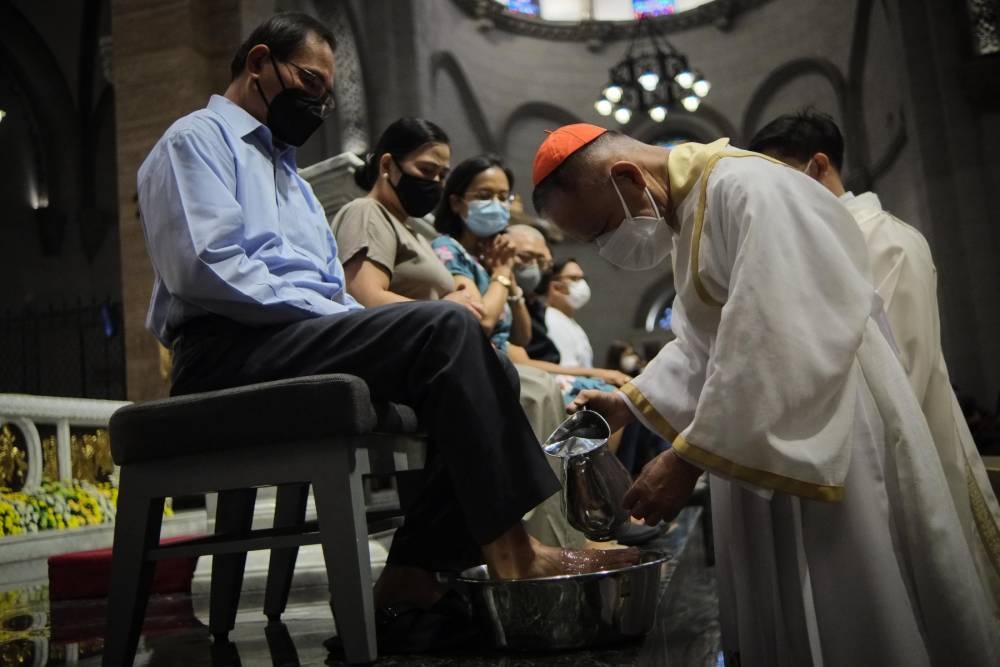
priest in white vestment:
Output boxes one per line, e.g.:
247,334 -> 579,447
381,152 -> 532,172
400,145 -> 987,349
530,123 -> 1000,666
749,110 -> 1000,620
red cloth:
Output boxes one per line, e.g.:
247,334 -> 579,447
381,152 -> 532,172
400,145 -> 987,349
48,535 -> 199,601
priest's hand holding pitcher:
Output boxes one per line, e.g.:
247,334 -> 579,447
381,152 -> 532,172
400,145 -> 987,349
567,388 -> 636,432
569,389 -> 703,526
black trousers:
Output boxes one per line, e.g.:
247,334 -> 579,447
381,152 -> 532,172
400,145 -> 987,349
171,301 -> 560,571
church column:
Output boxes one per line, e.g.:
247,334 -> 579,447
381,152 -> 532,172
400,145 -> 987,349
110,0 -> 242,400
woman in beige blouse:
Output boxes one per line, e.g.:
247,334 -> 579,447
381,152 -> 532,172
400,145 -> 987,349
333,119 -> 590,551
331,118 -> 482,318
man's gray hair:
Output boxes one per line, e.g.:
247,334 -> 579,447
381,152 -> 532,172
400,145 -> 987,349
507,224 -> 545,242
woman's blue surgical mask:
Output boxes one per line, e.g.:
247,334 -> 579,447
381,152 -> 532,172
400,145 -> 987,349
464,199 -> 510,238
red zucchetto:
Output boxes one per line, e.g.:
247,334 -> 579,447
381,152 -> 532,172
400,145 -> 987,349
531,123 -> 608,186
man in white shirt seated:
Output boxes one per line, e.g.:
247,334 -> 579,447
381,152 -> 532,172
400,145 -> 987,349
542,258 -> 596,368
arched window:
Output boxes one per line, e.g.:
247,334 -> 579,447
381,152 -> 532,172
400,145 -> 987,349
494,0 -> 716,21
455,0 -> 737,40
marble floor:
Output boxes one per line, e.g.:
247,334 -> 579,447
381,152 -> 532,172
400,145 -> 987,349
0,508 -> 720,667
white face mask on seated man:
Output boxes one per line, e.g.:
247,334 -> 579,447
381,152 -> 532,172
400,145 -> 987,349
564,278 -> 591,311
619,352 -> 641,374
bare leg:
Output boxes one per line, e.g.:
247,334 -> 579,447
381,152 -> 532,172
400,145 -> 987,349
374,565 -> 444,609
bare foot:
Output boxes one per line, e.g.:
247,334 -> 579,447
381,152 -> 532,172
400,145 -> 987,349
585,538 -> 627,551
483,523 -> 640,580
525,542 -> 641,577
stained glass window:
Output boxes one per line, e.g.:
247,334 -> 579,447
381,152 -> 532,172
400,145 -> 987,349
504,0 -> 542,16
633,0 -> 676,17
657,305 -> 673,331
496,0 -> 710,20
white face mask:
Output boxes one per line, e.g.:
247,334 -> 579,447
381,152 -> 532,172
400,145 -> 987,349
620,353 -> 641,374
564,278 -> 591,310
597,177 -> 672,271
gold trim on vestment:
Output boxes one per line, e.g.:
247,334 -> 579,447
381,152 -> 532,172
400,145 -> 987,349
672,433 -> 845,502
688,150 -> 794,309
620,382 -> 679,442
691,152 -> 728,308
665,138 -> 732,205
968,463 -> 1000,579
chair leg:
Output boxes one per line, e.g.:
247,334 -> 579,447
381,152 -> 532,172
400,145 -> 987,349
102,469 -> 165,667
263,482 -> 310,621
312,447 -> 377,664
209,487 -> 257,641
265,620 -> 300,665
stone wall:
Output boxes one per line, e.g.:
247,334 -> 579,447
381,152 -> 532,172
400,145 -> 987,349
111,0 -> 242,401
0,1 -> 120,313
377,0 -> 935,378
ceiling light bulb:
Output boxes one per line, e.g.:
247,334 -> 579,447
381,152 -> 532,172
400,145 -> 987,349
638,71 -> 660,92
692,78 -> 711,98
613,107 -> 632,125
674,70 -> 695,89
681,94 -> 700,112
594,99 -> 614,116
603,85 -> 624,103
649,106 -> 668,122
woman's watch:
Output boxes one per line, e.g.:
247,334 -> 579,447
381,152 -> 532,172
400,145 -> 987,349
492,274 -> 513,290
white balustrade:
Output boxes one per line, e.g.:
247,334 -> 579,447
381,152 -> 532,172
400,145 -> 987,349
0,393 -> 129,493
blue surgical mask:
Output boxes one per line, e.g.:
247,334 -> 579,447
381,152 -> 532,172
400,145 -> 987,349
464,200 -> 510,238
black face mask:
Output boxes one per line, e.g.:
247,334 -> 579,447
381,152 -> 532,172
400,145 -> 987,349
255,57 -> 324,147
390,159 -> 443,217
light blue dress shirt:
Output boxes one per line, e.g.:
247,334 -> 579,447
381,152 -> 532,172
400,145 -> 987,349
137,94 -> 361,344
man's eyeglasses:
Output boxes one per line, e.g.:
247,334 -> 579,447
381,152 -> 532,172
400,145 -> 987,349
516,252 -> 552,271
284,61 -> 337,117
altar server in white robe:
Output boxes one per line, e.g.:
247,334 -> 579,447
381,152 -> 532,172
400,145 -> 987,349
749,109 -> 1000,617
530,123 -> 1000,667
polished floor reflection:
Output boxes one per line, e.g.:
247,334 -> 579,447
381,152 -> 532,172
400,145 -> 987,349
0,508 -> 719,666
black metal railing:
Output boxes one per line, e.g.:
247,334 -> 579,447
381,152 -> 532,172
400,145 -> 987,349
0,300 -> 125,399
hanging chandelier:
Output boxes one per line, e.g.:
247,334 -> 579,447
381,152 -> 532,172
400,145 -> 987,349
595,16 -> 711,125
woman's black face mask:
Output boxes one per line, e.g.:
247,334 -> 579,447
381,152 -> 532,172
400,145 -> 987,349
255,56 -> 324,147
390,158 -> 443,217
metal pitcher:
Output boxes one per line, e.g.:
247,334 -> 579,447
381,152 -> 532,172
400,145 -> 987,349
543,410 -> 632,541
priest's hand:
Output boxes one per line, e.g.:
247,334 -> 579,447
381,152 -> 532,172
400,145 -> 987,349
567,389 -> 636,433
623,450 -> 702,526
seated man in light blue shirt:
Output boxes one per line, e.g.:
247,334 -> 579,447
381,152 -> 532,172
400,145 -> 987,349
136,11 -> 636,654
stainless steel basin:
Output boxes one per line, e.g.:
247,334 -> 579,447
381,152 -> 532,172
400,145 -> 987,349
456,550 -> 669,651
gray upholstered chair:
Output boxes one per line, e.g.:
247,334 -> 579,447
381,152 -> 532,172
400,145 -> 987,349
101,374 -> 426,666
